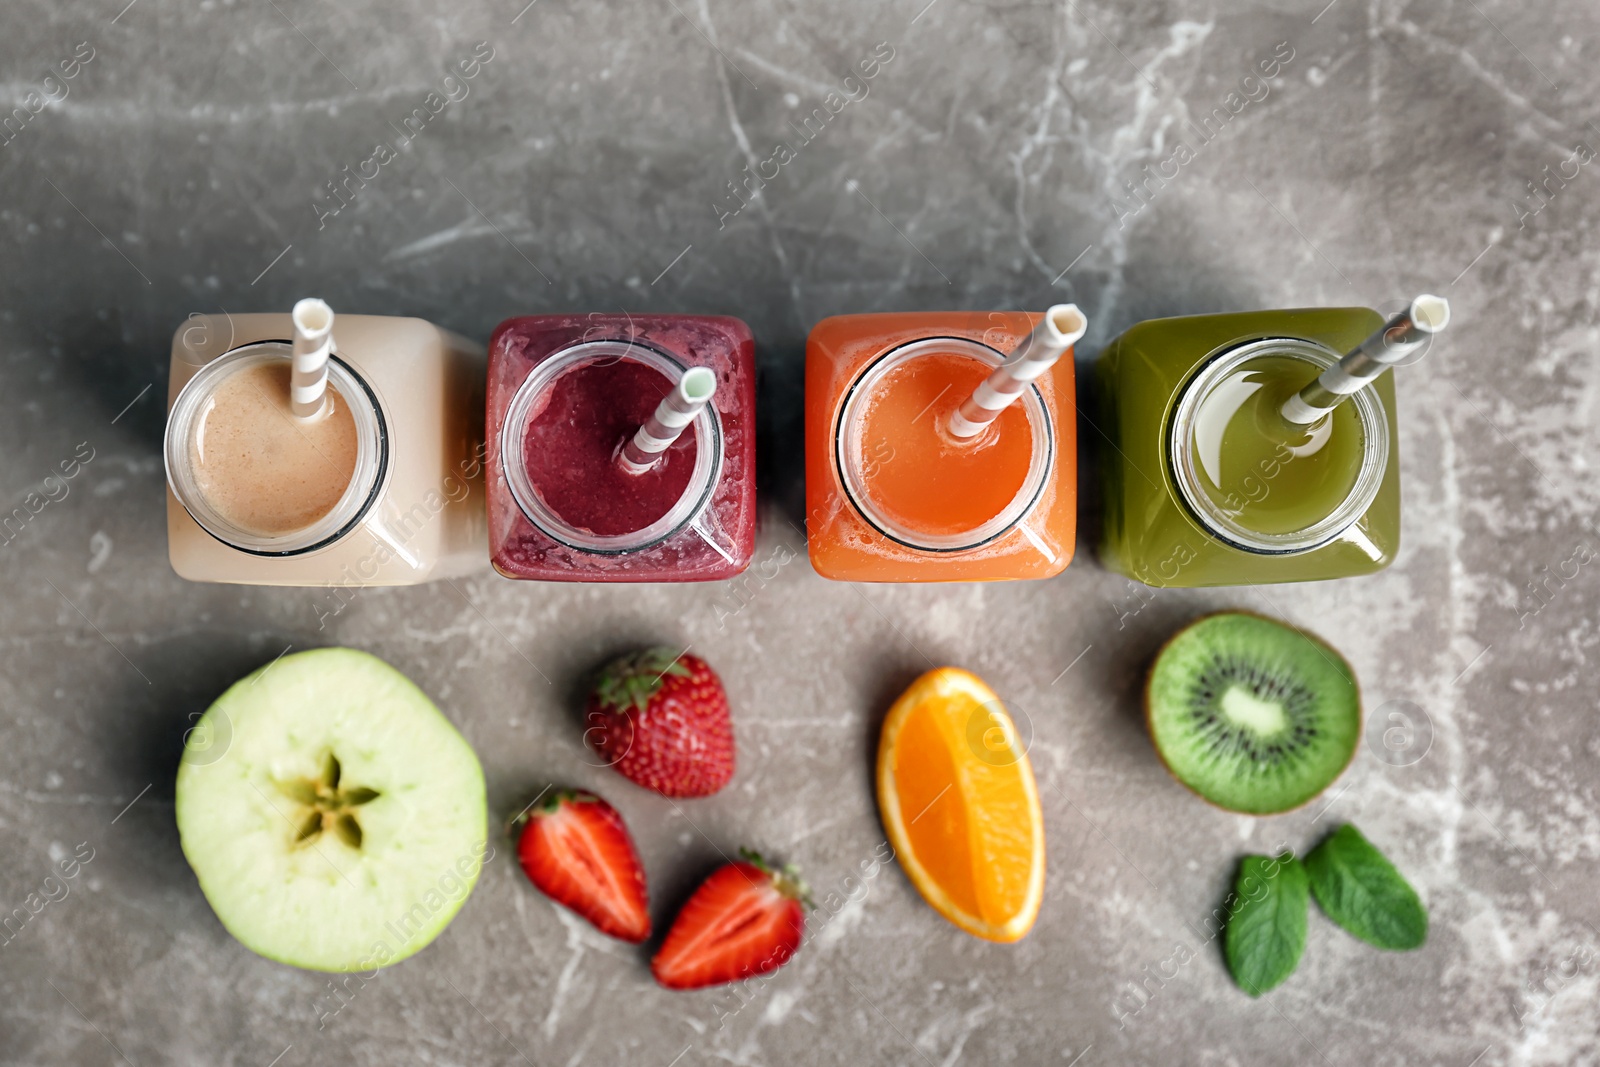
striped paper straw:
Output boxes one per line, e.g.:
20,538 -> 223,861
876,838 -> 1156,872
618,366 -> 717,474
289,298 -> 335,420
948,304 -> 1087,439
1281,295 -> 1449,425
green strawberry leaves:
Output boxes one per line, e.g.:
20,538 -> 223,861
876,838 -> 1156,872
1221,826 -> 1427,995
1224,853 -> 1308,996
1304,824 -> 1427,950
738,848 -> 814,909
594,647 -> 691,714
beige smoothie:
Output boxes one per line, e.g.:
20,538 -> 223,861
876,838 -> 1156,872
190,361 -> 358,536
167,313 -> 487,587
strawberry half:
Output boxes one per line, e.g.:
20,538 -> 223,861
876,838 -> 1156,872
651,849 -> 808,990
585,648 -> 735,798
514,791 -> 651,943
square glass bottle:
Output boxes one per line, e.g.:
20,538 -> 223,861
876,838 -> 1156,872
486,314 -> 756,582
1095,307 -> 1400,587
805,312 -> 1078,582
165,313 -> 487,587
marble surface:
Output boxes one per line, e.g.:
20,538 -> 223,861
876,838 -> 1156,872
2,0 -> 1597,1064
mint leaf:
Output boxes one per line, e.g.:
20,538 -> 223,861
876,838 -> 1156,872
1224,853 -> 1309,996
1304,824 -> 1427,950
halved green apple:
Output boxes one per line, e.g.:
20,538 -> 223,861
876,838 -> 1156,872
176,648 -> 488,972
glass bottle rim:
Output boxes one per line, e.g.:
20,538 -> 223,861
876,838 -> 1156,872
834,336 -> 1054,553
1169,337 -> 1390,555
164,341 -> 389,557
500,339 -> 722,555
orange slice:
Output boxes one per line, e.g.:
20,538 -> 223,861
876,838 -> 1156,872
876,667 -> 1044,942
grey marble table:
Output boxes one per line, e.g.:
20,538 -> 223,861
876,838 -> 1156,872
2,0 -> 1596,1064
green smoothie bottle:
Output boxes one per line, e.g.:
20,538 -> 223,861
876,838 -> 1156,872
1096,298 -> 1448,587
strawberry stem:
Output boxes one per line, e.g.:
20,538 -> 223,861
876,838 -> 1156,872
507,787 -> 577,836
593,647 -> 693,714
738,847 -> 813,909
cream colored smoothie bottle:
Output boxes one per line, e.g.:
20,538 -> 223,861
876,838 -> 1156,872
164,303 -> 486,586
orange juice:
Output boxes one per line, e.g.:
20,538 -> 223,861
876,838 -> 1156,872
805,312 -> 1077,582
853,351 -> 1033,539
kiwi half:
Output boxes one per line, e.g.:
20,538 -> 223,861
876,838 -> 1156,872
1145,612 -> 1360,815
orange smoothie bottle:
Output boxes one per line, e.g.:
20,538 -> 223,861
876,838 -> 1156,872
805,308 -> 1083,582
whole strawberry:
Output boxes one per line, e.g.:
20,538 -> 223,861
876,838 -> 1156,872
585,648 -> 735,798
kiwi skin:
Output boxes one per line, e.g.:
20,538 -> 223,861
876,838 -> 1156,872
1142,610 -> 1363,816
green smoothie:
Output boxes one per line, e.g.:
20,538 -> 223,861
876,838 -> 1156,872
1095,308 -> 1400,588
1186,353 -> 1366,535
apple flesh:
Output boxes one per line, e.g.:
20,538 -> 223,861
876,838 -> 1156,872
175,648 -> 488,972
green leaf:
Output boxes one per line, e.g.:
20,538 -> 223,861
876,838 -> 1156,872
594,647 -> 690,714
1305,824 -> 1427,950
1224,853 -> 1309,996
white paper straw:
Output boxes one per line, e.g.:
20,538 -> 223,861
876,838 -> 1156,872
1281,295 -> 1449,425
290,298 -> 335,420
948,304 -> 1087,439
618,366 -> 717,474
